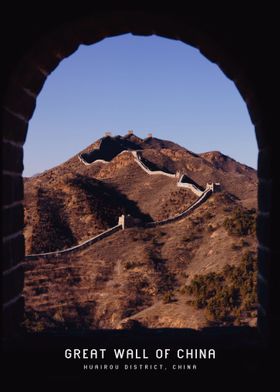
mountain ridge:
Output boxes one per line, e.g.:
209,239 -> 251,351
23,132 -> 257,332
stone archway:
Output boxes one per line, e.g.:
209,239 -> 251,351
1,10 -> 277,342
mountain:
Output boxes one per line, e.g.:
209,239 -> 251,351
23,132 -> 257,332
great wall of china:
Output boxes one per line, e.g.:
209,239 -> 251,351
25,224 -> 122,260
26,140 -> 220,260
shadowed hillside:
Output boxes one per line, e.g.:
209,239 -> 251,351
30,188 -> 76,253
23,132 -> 257,332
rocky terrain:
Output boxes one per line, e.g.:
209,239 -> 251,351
23,132 -> 258,333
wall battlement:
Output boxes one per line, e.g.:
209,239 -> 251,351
26,143 -> 219,259
79,146 -> 220,195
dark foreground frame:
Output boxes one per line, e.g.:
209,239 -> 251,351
1,7 -> 279,380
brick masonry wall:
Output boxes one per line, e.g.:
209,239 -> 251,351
146,188 -> 212,227
25,224 -> 122,260
25,148 -> 211,257
1,10 -> 278,343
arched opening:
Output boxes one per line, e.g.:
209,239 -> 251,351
2,10 -> 277,378
22,33 -> 258,332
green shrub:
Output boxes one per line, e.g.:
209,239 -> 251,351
241,239 -> 250,247
231,243 -> 241,251
185,251 -> 257,324
124,261 -> 138,270
162,291 -> 175,304
207,225 -> 215,232
205,211 -> 214,219
223,207 -> 256,236
180,285 -> 187,295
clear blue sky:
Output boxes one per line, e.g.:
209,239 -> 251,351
23,34 -> 257,176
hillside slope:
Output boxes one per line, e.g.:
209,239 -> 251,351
23,132 -> 257,332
